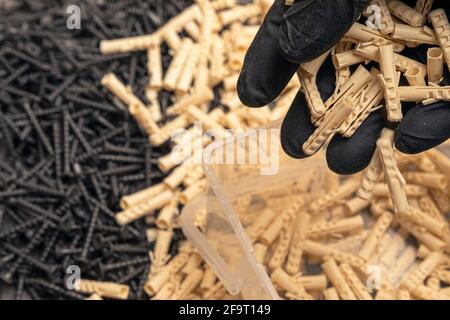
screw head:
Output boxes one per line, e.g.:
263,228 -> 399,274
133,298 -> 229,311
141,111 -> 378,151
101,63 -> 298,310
0,254 -> 14,265
0,271 -> 14,284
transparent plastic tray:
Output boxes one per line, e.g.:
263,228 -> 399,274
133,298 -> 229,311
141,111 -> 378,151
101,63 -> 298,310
181,121 -> 450,300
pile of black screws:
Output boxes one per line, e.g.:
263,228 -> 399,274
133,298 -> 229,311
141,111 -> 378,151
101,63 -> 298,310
0,0 -> 191,299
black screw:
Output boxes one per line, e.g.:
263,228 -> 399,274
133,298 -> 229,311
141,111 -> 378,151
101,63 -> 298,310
90,173 -> 106,205
40,230 -> 59,262
3,47 -> 51,71
24,278 -> 86,300
64,94 -> 118,113
46,74 -> 77,102
143,141 -> 153,180
62,109 -> 71,175
15,180 -> 65,198
135,263 -> 150,299
66,112 -> 94,156
101,164 -> 142,176
98,154 -> 146,164
98,256 -> 149,276
116,264 -> 148,284
80,205 -> 99,260
5,222 -> 49,281
51,116 -> 63,180
106,243 -> 149,255
0,109 -> 16,156
0,206 -> 4,227
2,243 -> 58,282
8,198 -> 61,222
23,102 -> 54,155
0,215 -> 49,240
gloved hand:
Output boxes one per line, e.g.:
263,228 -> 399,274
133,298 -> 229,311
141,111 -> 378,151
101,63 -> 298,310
238,0 -> 450,175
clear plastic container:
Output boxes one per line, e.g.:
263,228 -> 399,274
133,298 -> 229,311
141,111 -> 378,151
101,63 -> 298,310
181,121 -> 450,300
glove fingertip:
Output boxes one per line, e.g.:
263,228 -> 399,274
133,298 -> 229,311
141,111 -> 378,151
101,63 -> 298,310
326,111 -> 384,175
280,136 -> 308,159
394,101 -> 450,154
280,91 -> 315,159
237,71 -> 273,108
394,130 -> 446,155
326,144 -> 371,175
393,133 -> 419,154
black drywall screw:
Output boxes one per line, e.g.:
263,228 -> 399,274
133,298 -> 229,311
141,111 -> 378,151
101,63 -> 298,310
107,244 -> 149,255
40,230 -> 59,262
12,158 -> 53,187
10,105 -> 67,122
108,163 -> 120,198
62,110 -> 71,175
4,208 -> 26,226
0,159 -> 14,175
96,114 -> 115,130
116,264 -> 148,284
135,264 -> 150,299
102,164 -> 142,176
47,74 -> 77,101
4,115 -> 23,139
64,94 -> 118,113
3,243 -> 58,279
15,275 -> 25,300
98,257 -> 149,275
70,140 -> 80,166
9,198 -> 61,222
26,287 -> 41,300
0,109 -> 16,156
62,235 -> 81,269
52,117 -> 63,180
90,126 -> 125,146
80,205 -> 99,260
0,207 -> 4,226
129,54 -> 138,87
3,47 -> 51,71
86,196 -> 116,219
74,146 -> 102,163
87,24 -> 107,41
104,143 -> 142,156
0,254 -> 15,265
2,64 -> 29,86
0,215 -> 48,240
24,278 -> 86,300
3,85 -> 41,101
98,154 -> 146,163
55,246 -> 96,259
0,189 -> 29,199
90,173 -> 105,205
23,102 -> 54,155
76,178 -> 94,212
5,222 -> 49,281
144,144 -> 152,185
47,35 -> 81,70
66,112 -> 94,156
54,194 -> 82,217
93,15 -> 113,38
0,51 -> 15,73
92,234 -> 117,249
118,173 -> 147,182
16,180 -> 65,198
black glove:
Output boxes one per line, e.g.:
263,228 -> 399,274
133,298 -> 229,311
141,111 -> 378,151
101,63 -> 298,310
238,0 -> 450,175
